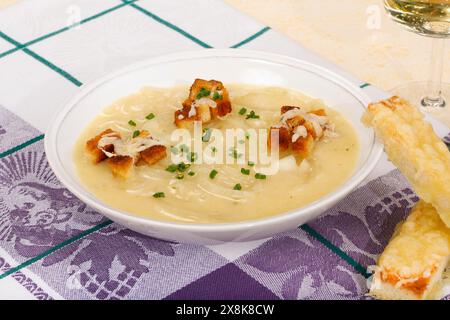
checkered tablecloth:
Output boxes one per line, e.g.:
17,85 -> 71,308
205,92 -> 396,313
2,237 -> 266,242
0,0 -> 449,300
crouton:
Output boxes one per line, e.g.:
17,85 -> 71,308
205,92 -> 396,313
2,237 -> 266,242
174,103 -> 206,129
303,121 -> 318,139
281,106 -> 300,114
281,106 -> 305,129
292,135 -> 315,159
269,126 -> 291,152
174,79 -> 232,128
139,145 -> 167,166
87,128 -> 167,178
85,129 -> 120,163
107,155 -> 134,179
269,106 -> 332,161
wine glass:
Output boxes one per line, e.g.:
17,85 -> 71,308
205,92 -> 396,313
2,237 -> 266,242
384,0 -> 449,114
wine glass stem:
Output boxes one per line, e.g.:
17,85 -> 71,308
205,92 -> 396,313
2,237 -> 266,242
422,38 -> 446,107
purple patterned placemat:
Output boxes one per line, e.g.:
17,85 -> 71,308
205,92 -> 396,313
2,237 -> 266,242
0,106 -> 449,300
0,108 -> 41,153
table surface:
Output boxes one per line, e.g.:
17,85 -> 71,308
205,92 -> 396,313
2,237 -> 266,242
2,0 -> 450,127
225,0 -> 450,125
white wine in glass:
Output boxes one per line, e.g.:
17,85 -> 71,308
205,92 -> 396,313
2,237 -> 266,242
384,0 -> 449,109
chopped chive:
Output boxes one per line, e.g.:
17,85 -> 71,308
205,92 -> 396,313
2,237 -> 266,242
188,152 -> 198,163
132,130 -> 140,138
153,192 -> 165,198
128,120 -> 137,126
229,148 -> 242,159
255,173 -> 267,180
211,146 -> 218,154
238,107 -> 247,115
177,162 -> 190,172
202,128 -> 212,142
248,161 -> 255,167
212,91 -> 222,101
145,113 -> 155,120
167,162 -> 190,173
241,168 -> 250,175
245,132 -> 250,140
246,110 -> 260,119
196,87 -> 211,99
209,169 -> 218,179
176,173 -> 184,180
233,183 -> 242,191
238,139 -> 245,144
166,164 -> 178,173
188,171 -> 195,176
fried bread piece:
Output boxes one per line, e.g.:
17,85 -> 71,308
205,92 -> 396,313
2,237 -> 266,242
269,106 -> 332,161
139,145 -> 167,166
85,129 -> 120,163
86,129 -> 167,178
133,131 -> 167,166
174,79 -> 232,128
369,201 -> 450,300
107,155 -> 134,179
362,96 -> 450,227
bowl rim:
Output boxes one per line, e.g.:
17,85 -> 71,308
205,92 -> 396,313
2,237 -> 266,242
45,48 -> 383,233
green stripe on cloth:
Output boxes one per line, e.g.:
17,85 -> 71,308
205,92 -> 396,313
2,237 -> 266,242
0,220 -> 113,280
22,48 -> 82,86
0,134 -> 44,158
300,224 -> 372,278
0,30 -> 21,47
230,27 -> 271,48
360,83 -> 371,89
0,47 -> 22,59
0,0 -> 139,60
0,0 -> 270,58
0,31 -> 82,87
125,1 -> 212,48
30,0 -> 138,43
0,0 -> 139,59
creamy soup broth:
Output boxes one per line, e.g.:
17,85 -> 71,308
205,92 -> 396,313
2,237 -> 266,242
73,85 -> 359,223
